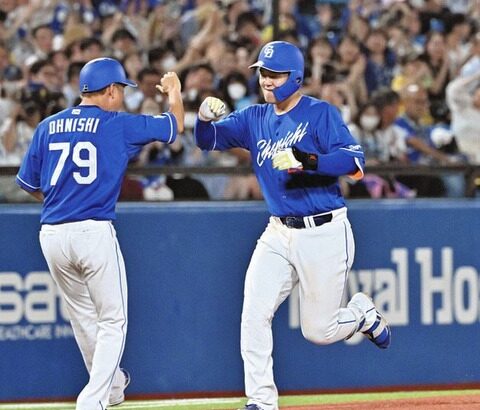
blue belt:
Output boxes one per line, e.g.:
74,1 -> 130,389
279,213 -> 333,229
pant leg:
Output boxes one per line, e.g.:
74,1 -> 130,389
40,221 -> 128,410
290,213 -> 359,344
241,220 -> 297,410
39,227 -> 98,376
75,223 -> 128,410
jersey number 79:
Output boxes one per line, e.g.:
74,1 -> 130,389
49,142 -> 97,186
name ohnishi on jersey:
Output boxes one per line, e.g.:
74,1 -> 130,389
48,117 -> 100,135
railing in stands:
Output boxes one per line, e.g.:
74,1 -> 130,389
2,163 -> 479,197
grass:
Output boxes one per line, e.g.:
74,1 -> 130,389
0,390 -> 479,410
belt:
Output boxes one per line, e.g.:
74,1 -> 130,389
279,212 -> 333,229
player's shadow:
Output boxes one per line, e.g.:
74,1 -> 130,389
285,173 -> 337,189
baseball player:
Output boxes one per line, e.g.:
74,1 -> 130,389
194,41 -> 391,410
16,57 -> 184,410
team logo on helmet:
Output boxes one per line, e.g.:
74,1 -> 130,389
263,44 -> 274,58
82,84 -> 89,92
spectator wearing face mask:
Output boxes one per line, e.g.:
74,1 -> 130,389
348,102 -> 384,163
221,70 -> 255,111
347,100 -> 416,199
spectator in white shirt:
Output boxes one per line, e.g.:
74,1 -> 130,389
446,69 -> 480,163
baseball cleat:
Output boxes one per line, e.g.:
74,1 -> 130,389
238,405 -> 264,410
364,311 -> 391,349
348,293 -> 391,349
108,368 -> 130,407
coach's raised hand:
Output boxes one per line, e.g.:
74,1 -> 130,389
198,96 -> 226,121
156,72 -> 184,133
156,71 -> 181,94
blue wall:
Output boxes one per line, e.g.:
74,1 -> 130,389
0,200 -> 479,400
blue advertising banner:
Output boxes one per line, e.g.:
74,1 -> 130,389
0,200 -> 479,401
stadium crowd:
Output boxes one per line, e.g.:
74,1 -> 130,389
0,0 -> 480,201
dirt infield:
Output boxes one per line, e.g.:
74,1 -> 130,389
283,394 -> 480,409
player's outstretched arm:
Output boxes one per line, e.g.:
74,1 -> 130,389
156,72 -> 184,134
198,97 -> 226,122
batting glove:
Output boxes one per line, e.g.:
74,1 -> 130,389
272,147 -> 303,171
198,97 -> 226,121
272,147 -> 318,172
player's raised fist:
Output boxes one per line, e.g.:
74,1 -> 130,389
198,96 -> 226,121
156,72 -> 181,94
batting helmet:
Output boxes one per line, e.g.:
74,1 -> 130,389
249,41 -> 304,102
79,57 -> 137,93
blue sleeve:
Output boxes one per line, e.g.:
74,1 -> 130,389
194,109 -> 250,151
194,119 -> 216,150
122,112 -> 177,158
16,127 -> 43,192
317,147 -> 365,178
315,103 -> 355,152
315,103 -> 365,179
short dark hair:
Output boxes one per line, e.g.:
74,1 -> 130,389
67,61 -> 86,81
79,37 -> 104,51
32,24 -> 52,38
181,63 -> 215,84
371,87 -> 400,108
112,28 -> 136,43
235,11 -> 260,32
138,67 -> 161,82
148,46 -> 167,64
29,59 -> 52,75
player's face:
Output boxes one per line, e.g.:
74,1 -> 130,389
259,68 -> 288,103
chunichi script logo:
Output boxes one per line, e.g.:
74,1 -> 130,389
256,122 -> 308,167
288,247 -> 479,344
0,271 -> 74,341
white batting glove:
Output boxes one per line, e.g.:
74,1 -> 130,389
198,97 -> 226,121
272,148 -> 303,171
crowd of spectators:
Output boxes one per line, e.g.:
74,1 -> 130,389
1,0 -> 480,202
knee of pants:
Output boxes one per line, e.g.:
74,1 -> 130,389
301,320 -> 337,345
241,306 -> 274,330
241,312 -> 273,328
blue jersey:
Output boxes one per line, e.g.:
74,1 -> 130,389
195,95 -> 364,216
394,116 -> 434,163
16,105 -> 177,224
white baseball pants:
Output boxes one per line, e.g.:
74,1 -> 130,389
241,207 -> 360,410
39,220 -> 128,410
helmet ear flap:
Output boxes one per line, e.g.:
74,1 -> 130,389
272,70 -> 302,102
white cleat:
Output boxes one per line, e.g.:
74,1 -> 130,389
108,368 -> 130,407
348,293 -> 391,349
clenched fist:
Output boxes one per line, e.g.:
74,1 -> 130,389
198,97 -> 226,121
272,148 -> 303,171
156,72 -> 181,94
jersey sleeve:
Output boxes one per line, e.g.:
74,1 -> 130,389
194,109 -> 250,151
315,103 -> 365,180
16,127 -> 43,192
122,112 -> 177,159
